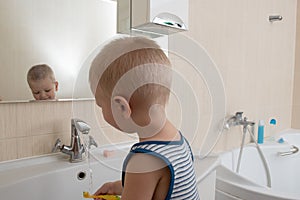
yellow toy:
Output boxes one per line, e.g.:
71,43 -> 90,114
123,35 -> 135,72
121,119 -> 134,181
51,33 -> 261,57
83,191 -> 121,200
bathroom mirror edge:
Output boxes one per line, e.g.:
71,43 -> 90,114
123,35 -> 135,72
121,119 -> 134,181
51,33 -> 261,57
0,97 -> 96,104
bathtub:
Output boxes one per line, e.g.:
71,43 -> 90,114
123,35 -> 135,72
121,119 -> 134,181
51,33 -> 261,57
0,142 -> 219,200
216,129 -> 300,200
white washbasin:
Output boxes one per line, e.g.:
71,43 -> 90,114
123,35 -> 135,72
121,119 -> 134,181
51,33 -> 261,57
0,142 -> 219,200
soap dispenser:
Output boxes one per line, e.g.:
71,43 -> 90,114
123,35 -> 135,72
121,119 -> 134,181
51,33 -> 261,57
257,120 -> 265,144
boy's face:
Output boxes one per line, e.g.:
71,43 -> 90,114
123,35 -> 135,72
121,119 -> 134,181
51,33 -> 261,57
29,78 -> 58,100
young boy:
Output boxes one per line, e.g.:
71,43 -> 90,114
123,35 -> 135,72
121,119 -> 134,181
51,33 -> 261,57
27,64 -> 58,100
89,36 -> 200,200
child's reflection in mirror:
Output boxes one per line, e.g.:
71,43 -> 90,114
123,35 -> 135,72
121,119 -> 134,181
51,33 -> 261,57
27,64 -> 58,100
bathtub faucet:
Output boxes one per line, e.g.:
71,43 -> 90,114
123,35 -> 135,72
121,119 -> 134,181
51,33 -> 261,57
224,112 -> 272,187
52,118 -> 97,162
224,112 -> 255,131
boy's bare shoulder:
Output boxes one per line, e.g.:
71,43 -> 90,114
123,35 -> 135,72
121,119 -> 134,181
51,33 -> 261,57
125,153 -> 169,174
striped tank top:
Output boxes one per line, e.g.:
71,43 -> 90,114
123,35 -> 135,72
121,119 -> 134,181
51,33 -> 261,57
122,133 -> 200,200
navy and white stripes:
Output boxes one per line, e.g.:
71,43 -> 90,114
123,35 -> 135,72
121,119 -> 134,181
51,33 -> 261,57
122,133 -> 200,200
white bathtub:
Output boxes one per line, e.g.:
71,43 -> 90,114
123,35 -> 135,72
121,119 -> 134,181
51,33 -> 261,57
216,130 -> 300,200
0,142 -> 219,200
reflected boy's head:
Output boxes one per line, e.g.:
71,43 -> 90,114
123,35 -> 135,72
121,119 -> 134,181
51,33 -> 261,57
27,64 -> 58,100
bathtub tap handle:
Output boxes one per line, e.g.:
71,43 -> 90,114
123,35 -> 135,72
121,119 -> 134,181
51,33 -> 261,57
278,145 -> 299,156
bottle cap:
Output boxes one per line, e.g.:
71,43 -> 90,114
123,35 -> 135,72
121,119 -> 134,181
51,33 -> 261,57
258,120 -> 264,126
270,118 -> 277,125
277,138 -> 284,143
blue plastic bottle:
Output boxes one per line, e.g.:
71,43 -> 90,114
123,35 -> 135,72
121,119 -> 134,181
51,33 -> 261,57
257,120 -> 264,144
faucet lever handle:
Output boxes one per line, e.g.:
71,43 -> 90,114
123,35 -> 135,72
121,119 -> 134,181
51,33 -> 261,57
72,118 -> 91,134
52,138 -> 62,153
235,112 -> 243,116
88,135 -> 98,149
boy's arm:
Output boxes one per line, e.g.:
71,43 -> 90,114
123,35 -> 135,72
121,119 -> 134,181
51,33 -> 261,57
121,153 -> 170,200
93,180 -> 123,196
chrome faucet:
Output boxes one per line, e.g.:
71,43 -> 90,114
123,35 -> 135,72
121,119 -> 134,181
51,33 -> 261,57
52,118 -> 97,162
224,112 -> 255,130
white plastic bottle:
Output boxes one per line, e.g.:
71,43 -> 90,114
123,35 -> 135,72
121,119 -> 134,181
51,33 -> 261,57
265,118 -> 278,142
269,118 -> 277,136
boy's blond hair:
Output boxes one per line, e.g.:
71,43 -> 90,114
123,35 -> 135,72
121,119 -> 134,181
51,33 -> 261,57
27,64 -> 56,83
89,36 -> 172,106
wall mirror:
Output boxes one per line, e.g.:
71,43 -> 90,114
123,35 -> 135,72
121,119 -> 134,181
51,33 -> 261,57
0,0 -> 117,102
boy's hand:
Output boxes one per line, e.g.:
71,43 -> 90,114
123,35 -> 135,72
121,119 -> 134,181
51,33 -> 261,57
94,180 -> 122,199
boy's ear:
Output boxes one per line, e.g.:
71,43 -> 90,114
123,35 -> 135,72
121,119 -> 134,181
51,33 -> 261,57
112,96 -> 131,119
54,81 -> 59,91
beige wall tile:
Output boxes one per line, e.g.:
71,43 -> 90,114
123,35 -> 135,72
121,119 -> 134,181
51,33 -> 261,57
184,0 -> 297,153
213,127 -> 244,153
0,104 -> 17,139
0,138 -> 17,161
292,105 -> 300,128
29,102 -> 56,135
0,105 -> 5,139
32,132 -> 69,156
15,103 -> 32,137
52,101 -> 72,133
93,126 -> 138,146
17,137 -> 33,158
189,114 -> 212,152
72,100 -> 108,127
292,1 -> 300,128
